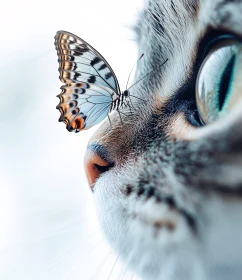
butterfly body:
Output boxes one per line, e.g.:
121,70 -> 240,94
55,30 -> 130,133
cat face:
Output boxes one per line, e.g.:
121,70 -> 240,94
84,0 -> 242,279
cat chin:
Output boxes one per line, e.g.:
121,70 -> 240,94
94,168 -> 242,280
93,169 -> 199,280
94,193 -> 200,280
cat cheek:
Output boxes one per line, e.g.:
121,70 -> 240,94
165,113 -> 197,140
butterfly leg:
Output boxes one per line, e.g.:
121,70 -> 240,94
126,101 -> 133,115
108,115 -> 113,129
129,94 -> 147,103
119,110 -> 130,118
125,99 -> 133,112
122,99 -> 132,112
128,97 -> 136,111
117,109 -> 123,125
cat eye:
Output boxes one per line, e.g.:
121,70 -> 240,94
196,39 -> 242,124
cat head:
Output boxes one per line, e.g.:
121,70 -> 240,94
84,1 -> 242,279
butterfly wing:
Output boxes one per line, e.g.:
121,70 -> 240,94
54,31 -> 121,132
56,82 -> 113,132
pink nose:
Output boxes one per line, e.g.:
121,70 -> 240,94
84,145 -> 114,189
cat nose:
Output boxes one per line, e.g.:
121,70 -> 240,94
84,144 -> 114,188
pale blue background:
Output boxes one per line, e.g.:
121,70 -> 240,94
0,0 -> 143,279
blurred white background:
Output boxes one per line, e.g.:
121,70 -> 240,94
0,0 -> 143,279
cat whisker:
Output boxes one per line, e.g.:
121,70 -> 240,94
87,237 -> 106,256
88,251 -> 112,280
38,222 -> 84,240
107,256 -> 119,280
87,228 -> 102,240
118,264 -> 130,280
48,241 -> 80,267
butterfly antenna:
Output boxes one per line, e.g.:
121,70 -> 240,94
126,53 -> 144,90
127,58 -> 168,91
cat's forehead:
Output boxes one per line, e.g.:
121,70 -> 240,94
202,0 -> 242,32
136,0 -> 242,40
135,0 -> 242,99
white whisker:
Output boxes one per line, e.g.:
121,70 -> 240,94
88,251 -> 112,280
107,255 -> 119,280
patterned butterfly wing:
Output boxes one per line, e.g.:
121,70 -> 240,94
56,82 -> 113,132
54,30 -> 121,132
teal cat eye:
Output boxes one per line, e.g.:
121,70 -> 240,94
196,39 -> 242,124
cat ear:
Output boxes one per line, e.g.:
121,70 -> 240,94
55,30 -> 122,131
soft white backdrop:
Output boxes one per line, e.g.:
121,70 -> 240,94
0,0 -> 143,279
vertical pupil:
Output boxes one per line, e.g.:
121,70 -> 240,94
218,54 -> 235,111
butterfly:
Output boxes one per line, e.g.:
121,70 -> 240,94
55,30 -> 168,133
55,30 -> 129,132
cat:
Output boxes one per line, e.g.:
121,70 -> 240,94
83,0 -> 242,279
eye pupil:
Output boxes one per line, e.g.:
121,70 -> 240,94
196,39 -> 241,124
218,54 -> 235,111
